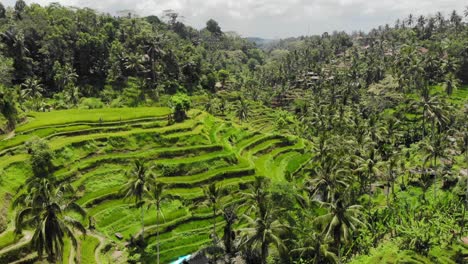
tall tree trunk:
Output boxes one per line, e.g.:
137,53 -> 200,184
433,156 -> 437,201
212,205 -> 217,242
261,241 -> 268,264
141,206 -> 145,243
156,204 -> 160,264
338,241 -> 342,264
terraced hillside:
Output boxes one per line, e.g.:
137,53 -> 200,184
0,107 -> 311,263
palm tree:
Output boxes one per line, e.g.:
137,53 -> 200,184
435,12 -> 445,29
222,205 -> 237,255
241,204 -> 288,264
243,176 -> 270,218
65,86 -> 81,107
410,88 -> 446,137
121,159 -> 154,243
407,14 -> 414,27
21,77 -> 44,102
420,134 -> 448,200
203,183 -> 223,242
54,63 -> 78,91
443,72 -> 459,96
306,158 -> 349,202
314,199 -> 364,263
355,149 -> 382,196
146,182 -> 170,264
235,99 -> 249,122
383,155 -> 399,206
125,53 -> 145,76
143,36 -> 164,86
291,231 -> 338,264
14,181 -> 86,262
239,176 -> 288,263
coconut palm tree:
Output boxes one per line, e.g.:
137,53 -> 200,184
14,180 -> 86,262
222,205 -> 237,255
65,86 -> 81,107
143,36 -> 164,86
121,159 -> 154,243
241,201 -> 288,264
443,72 -> 459,96
125,53 -> 145,76
203,183 -> 223,242
242,176 -> 270,217
383,154 -> 400,206
314,199 -> 364,263
146,182 -> 170,264
355,148 -> 382,196
410,88 -> 446,137
235,98 -> 249,122
306,158 -> 349,202
420,134 -> 448,200
54,63 -> 78,91
21,77 -> 44,101
291,231 -> 338,264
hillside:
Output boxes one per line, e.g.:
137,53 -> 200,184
0,1 -> 467,264
0,107 -> 310,263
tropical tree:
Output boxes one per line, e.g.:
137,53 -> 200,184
143,36 -> 164,87
314,199 -> 364,262
241,208 -> 288,264
410,88 -> 446,137
0,86 -> 18,131
14,0 -> 26,20
0,3 -> 6,19
14,180 -> 86,262
146,182 -> 170,264
65,86 -> 81,107
169,93 -> 191,122
235,98 -> 249,122
420,134 -> 448,200
53,62 -> 78,91
21,77 -> 44,104
203,183 -> 223,243
306,158 -> 349,202
239,176 -> 288,263
125,53 -> 145,76
121,159 -> 154,243
443,72 -> 459,96
222,205 -> 237,255
218,69 -> 229,89
291,231 -> 338,264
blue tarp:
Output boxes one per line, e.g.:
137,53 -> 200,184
170,254 -> 191,264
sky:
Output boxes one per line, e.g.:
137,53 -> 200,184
3,0 -> 467,38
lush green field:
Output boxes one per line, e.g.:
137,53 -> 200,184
0,107 -> 310,263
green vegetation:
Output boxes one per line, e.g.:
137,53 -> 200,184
0,1 -> 467,264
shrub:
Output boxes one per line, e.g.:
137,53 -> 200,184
25,137 -> 54,178
79,97 -> 104,109
169,93 -> 191,122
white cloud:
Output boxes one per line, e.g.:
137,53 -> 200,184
3,0 -> 466,38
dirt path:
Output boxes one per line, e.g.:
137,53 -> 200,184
89,231 -> 106,264
2,131 -> 15,141
0,230 -> 32,256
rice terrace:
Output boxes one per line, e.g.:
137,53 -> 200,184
0,106 -> 310,263
0,1 -> 468,264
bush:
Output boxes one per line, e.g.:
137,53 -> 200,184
25,137 -> 54,178
169,93 -> 191,122
79,97 -> 104,109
